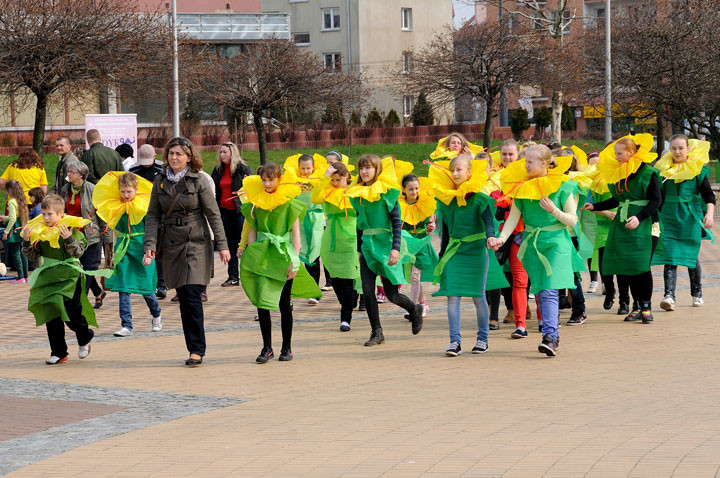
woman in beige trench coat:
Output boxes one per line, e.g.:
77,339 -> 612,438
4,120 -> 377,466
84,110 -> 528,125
144,137 -> 230,366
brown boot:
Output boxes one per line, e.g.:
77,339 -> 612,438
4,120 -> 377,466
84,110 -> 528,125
502,309 -> 514,323
526,304 -> 532,320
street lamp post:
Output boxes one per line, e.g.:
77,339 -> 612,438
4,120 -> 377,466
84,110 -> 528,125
172,0 -> 180,138
498,0 -> 508,128
604,0 -> 612,144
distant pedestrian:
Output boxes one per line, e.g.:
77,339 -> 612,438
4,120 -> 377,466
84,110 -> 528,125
116,143 -> 136,171
81,129 -> 124,184
53,136 -> 77,193
0,149 -> 48,201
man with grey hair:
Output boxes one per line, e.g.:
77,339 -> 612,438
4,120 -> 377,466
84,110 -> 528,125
81,129 -> 124,184
53,136 -> 77,193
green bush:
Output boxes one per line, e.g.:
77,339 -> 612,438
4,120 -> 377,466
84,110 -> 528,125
384,109 -> 401,128
364,108 -> 383,128
349,110 -> 362,128
534,106 -> 552,133
509,108 -> 530,140
562,103 -> 576,131
411,92 -> 434,126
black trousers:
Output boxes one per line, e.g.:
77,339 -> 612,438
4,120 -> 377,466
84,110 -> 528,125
305,259 -> 322,299
664,262 -> 702,299
598,247 -> 630,304
359,255 -> 415,331
331,278 -> 357,323
220,208 -> 244,281
156,256 -> 166,289
621,236 -> 659,306
487,289 -> 501,321
45,277 -> 94,358
176,284 -> 206,356
257,279 -> 294,350
80,242 -> 103,297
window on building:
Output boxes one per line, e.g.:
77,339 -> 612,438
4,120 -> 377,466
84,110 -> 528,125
322,7 -> 340,31
551,10 -> 572,35
401,51 -> 413,74
401,8 -> 413,31
403,95 -> 414,117
324,53 -> 342,71
293,32 -> 310,46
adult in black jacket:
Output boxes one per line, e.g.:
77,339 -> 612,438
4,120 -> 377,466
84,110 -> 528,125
210,142 -> 252,287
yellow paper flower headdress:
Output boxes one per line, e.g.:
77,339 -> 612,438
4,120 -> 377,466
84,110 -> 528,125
242,167 -> 303,212
345,156 -> 401,202
570,145 -> 589,171
398,176 -> 436,228
392,158 -> 415,184
498,156 -> 573,200
91,171 -> 153,232
429,136 -> 484,160
22,214 -> 90,249
427,159 -> 489,206
489,150 -> 503,171
568,164 -> 609,196
597,133 -> 657,187
283,153 -> 329,187
312,175 -> 354,213
655,139 -> 710,183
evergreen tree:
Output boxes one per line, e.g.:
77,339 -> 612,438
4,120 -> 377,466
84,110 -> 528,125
509,108 -> 530,140
384,109 -> 401,128
411,92 -> 434,126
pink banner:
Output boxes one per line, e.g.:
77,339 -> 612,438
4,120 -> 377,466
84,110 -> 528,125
85,114 -> 138,152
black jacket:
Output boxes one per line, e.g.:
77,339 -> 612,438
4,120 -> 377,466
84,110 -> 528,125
130,163 -> 164,183
210,162 -> 252,212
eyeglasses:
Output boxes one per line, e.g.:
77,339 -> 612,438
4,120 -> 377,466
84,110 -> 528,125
168,137 -> 190,147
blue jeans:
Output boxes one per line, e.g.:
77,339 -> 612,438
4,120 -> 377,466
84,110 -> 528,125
536,289 -> 559,341
119,292 -> 161,330
446,251 -> 489,344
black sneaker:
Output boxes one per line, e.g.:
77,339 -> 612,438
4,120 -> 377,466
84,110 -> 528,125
641,310 -> 654,324
340,321 -> 351,332
409,304 -> 424,335
358,294 -> 366,311
617,301 -> 629,315
566,312 -> 587,326
256,347 -> 274,364
603,294 -> 614,310
559,295 -> 571,310
221,279 -> 240,287
538,334 -> 558,357
471,340 -> 488,354
624,309 -> 642,322
510,328 -> 528,339
445,342 -> 461,356
279,348 -> 293,361
364,329 -> 385,346
156,287 -> 167,300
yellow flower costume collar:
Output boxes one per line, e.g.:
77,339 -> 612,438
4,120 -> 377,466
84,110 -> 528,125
429,136 -> 484,160
345,156 -> 401,202
398,177 -> 436,227
23,214 -> 90,249
283,153 -> 330,187
242,167 -> 303,211
393,158 -> 415,184
499,156 -> 573,200
655,139 -> 710,183
91,171 -> 153,231
569,164 -> 609,195
314,175 -> 354,213
428,159 -> 489,206
597,133 -> 657,186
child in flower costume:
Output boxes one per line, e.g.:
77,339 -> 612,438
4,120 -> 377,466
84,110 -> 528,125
311,162 -> 360,332
430,154 -> 508,356
22,194 -> 112,364
346,155 -> 427,346
582,134 -> 660,323
284,153 -> 328,304
240,163 -> 321,363
429,132 -> 484,160
92,171 -> 162,336
652,135 -> 715,311
399,174 -> 438,317
491,145 -> 581,357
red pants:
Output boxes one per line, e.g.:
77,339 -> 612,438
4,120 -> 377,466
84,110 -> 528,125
509,241 -> 539,327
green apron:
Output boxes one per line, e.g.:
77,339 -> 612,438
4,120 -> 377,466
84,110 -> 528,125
105,214 -> 157,295
240,200 -> 322,310
402,218 -> 439,283
432,193 -> 509,297
653,166 -> 713,268
602,164 -> 659,276
574,188 -> 595,262
590,191 -> 613,270
297,190 -> 324,265
515,181 -> 581,294
320,202 -> 360,280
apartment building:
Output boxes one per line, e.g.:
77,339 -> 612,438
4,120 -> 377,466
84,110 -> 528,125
261,0 -> 455,124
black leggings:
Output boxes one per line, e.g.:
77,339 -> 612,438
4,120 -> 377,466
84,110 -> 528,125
359,255 -> 415,331
331,278 -> 356,324
598,246 -> 630,304
619,236 -> 659,305
45,277 -> 93,358
257,279 -> 294,350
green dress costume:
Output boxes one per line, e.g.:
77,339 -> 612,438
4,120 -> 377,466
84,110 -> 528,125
602,164 -> 659,276
240,200 -> 322,310
652,166 -> 713,268
516,181 -> 582,294
402,218 -> 439,283
321,201 -> 360,281
573,187 -> 595,261
433,193 -> 509,297
105,214 -> 157,295
298,190 -> 324,265
590,191 -> 614,270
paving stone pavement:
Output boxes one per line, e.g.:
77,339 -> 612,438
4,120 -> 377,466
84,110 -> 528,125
1,230 -> 719,477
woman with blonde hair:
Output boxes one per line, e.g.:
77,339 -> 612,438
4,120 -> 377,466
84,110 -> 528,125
211,142 -> 252,287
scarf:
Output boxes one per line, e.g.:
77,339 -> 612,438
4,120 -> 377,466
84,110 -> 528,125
166,166 -> 189,184
70,182 -> 84,205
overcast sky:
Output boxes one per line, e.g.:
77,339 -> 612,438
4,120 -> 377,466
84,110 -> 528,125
453,0 -> 475,28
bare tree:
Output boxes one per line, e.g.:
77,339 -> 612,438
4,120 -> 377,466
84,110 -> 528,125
392,23 -> 535,148
192,38 -> 364,164
0,0 -> 174,153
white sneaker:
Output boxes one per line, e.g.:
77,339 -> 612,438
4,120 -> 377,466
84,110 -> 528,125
45,355 -> 67,365
528,293 -> 535,301
152,317 -> 163,332
113,327 -> 133,337
78,342 -> 91,359
692,297 -> 704,307
307,298 -> 320,306
587,281 -> 598,293
320,285 -> 333,291
422,304 -> 429,318
660,296 -> 675,311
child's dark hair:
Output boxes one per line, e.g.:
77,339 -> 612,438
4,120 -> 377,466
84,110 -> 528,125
118,172 -> 139,189
41,194 -> 65,214
28,187 -> 46,208
401,173 -> 419,188
669,134 -> 689,146
331,162 -> 350,178
298,154 -> 314,165
257,163 -> 283,179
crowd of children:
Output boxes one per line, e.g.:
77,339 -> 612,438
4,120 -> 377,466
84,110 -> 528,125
7,131 -> 717,365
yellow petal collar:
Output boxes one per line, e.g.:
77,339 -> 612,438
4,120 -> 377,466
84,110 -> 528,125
398,177 -> 436,225
655,139 -> 710,183
283,153 -> 330,188
569,164 -> 609,195
499,156 -> 572,200
393,159 -> 415,184
429,136 -> 484,160
242,168 -> 303,211
23,214 -> 90,249
91,171 -> 153,230
598,134 -> 658,184
345,156 -> 401,202
429,159 -> 489,206
313,175 -> 354,212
